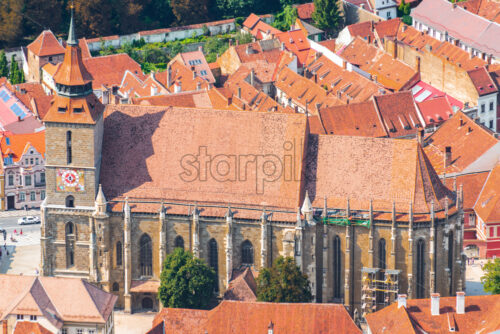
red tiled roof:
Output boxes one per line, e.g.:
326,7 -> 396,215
131,89 -> 238,110
27,30 -> 65,57
179,50 -> 216,84
417,96 -> 454,126
84,53 -> 144,90
423,111 -> 499,174
474,163 -> 500,223
53,45 -> 93,86
151,300 -> 361,334
467,67 -> 498,96
0,131 -> 45,162
233,41 -> 282,65
43,93 -> 104,125
223,267 -> 257,301
318,101 -> 388,137
250,21 -> 282,40
319,39 -> 336,52
366,294 -> 500,333
13,82 -> 53,120
340,37 -> 419,91
275,30 -> 310,65
79,38 -> 92,60
306,135 -> 455,214
130,280 -> 160,293
13,322 -> 52,334
458,0 -> 500,23
373,91 -> 423,137
444,171 -> 489,210
243,13 -> 262,29
295,2 -> 315,20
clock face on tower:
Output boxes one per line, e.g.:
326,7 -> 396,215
56,168 -> 85,192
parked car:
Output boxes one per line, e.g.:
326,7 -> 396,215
17,216 -> 39,225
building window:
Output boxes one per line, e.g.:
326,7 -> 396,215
112,282 -> 119,292
489,120 -> 494,129
62,329 -> 67,334
174,236 -> 184,250
241,240 -> 254,265
416,239 -> 426,299
88,330 -> 95,334
490,102 -> 494,111
142,297 -> 153,310
17,314 -> 24,320
116,241 -> 123,266
490,227 -> 495,237
30,315 -> 37,321
66,222 -> 74,235
25,158 -> 28,165
481,104 -> 485,113
332,235 -> 342,299
66,131 -> 72,164
8,174 -> 14,186
30,191 -> 35,201
448,231 -> 454,295
25,175 -> 31,186
40,172 -> 45,184
140,234 -> 153,276
77,329 -> 83,334
19,192 -> 25,202
41,190 -> 45,200
65,195 -> 74,208
209,238 -> 218,292
30,158 -> 33,164
35,158 -> 39,165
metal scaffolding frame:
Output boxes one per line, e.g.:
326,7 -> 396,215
361,267 -> 401,317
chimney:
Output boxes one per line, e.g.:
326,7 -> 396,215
250,69 -> 255,86
459,117 -> 464,127
246,45 -> 252,55
281,42 -> 285,51
468,126 -> 473,133
416,56 -> 421,72
174,81 -> 182,93
418,129 -> 424,144
456,292 -> 465,314
314,73 -> 318,83
444,146 -> 452,167
237,86 -> 241,99
398,294 -> 407,309
227,96 -> 232,106
192,66 -> 196,79
3,320 -> 7,334
167,65 -> 172,87
196,81 -> 201,90
431,293 -> 440,316
198,45 -> 203,52
373,74 -> 378,83
102,90 -> 109,105
371,20 -> 374,32
268,321 -> 274,334
360,3 -> 365,8
402,25 -> 407,32
342,60 -> 347,69
150,86 -> 158,96
452,2 -> 457,8
367,35 -> 371,44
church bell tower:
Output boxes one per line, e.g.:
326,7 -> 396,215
43,8 -> 104,208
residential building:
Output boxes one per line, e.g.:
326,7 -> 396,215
40,14 -> 464,316
242,14 -> 281,40
467,67 -> 498,131
1,132 -> 45,210
294,3 -> 315,23
0,274 -> 117,334
0,83 -> 45,134
147,301 -> 361,334
416,96 -> 455,129
366,293 -> 500,333
474,163 -> 500,258
291,18 -> 324,42
25,30 -> 65,83
411,0 -> 500,63
423,111 -> 500,176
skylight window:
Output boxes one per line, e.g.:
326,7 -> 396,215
0,90 -> 11,102
10,103 -> 27,119
200,70 -> 207,76
6,137 -> 10,145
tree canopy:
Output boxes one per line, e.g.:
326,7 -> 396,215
481,258 -> 500,294
158,248 -> 217,309
0,51 -> 8,78
312,0 -> 344,36
273,5 -> 298,31
256,256 -> 312,303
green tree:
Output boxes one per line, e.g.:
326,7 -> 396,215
257,256 -> 312,303
158,248 -> 217,309
312,0 -> 343,37
9,56 -> 24,85
171,0 -> 209,25
0,0 -> 24,47
273,5 -> 297,31
481,258 -> 500,294
0,51 -> 8,78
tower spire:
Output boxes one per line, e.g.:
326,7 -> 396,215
67,2 -> 77,46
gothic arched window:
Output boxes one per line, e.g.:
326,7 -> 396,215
65,195 -> 74,208
416,239 -> 426,299
174,236 -> 184,250
112,282 -> 119,292
448,231 -> 454,295
333,235 -> 342,299
65,222 -> 74,235
66,131 -> 72,164
241,240 -> 254,265
116,241 -> 123,267
209,238 -> 219,292
140,234 -> 153,277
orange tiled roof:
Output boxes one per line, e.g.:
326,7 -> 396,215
27,30 -> 65,57
155,59 -> 210,93
294,2 -> 315,20
243,13 -> 262,29
43,93 -> 104,125
366,294 -> 500,333
84,54 -> 144,90
340,37 -> 419,91
250,21 -> 282,40
223,267 -> 257,301
13,82 -> 53,119
53,45 -> 93,86
423,111 -> 499,174
275,30 -> 310,65
151,300 -> 361,334
318,101 -> 388,137
306,135 -> 455,214
467,67 -> 498,96
233,41 -> 282,65
458,0 -> 500,23
444,171 -> 489,210
13,322 -> 52,334
417,96 -> 454,126
346,19 -> 401,44
474,163 -> 500,223
0,131 -> 45,162
78,38 -> 92,59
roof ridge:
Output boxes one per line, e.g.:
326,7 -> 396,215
1,276 -> 38,319
81,279 -> 107,323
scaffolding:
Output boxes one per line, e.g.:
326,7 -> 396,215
361,267 -> 401,317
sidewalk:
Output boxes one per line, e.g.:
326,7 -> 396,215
0,209 -> 40,218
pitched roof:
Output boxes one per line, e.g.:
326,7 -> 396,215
318,101 -> 388,137
179,49 -> 216,84
411,0 -> 500,57
305,135 -> 455,215
0,275 -> 116,324
366,294 -> 500,333
423,111 -> 499,174
373,91 -> 423,138
243,13 -> 262,29
53,45 -> 93,86
223,267 -> 257,302
417,96 -> 454,126
0,83 -> 45,134
100,106 -> 307,214
13,322 -> 53,334
251,21 -> 282,40
27,30 -> 65,57
233,41 -> 282,65
458,0 -> 500,23
0,131 -> 45,162
444,171 -> 489,210
83,54 -> 144,89
294,2 -> 315,20
275,30 -> 311,65
474,163 -> 500,223
467,66 -> 498,96
346,19 -> 401,44
43,93 -> 104,125
151,300 -> 361,334
340,37 -> 419,91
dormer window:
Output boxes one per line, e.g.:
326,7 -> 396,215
73,108 -> 83,113
58,107 -> 67,113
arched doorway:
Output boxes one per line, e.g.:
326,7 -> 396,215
142,297 -> 153,310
